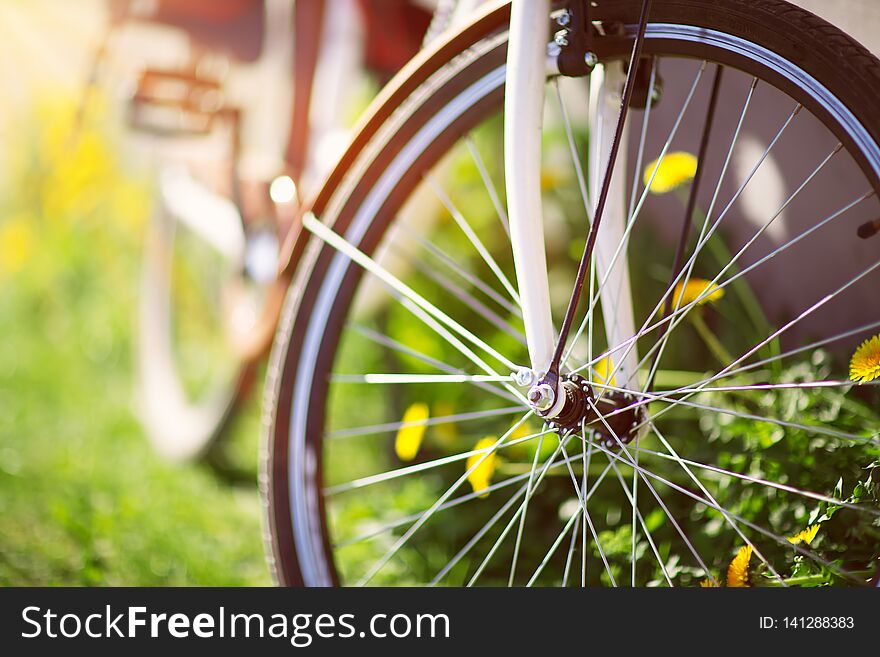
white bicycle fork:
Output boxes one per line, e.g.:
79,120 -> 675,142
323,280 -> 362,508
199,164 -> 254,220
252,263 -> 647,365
505,0 -> 639,410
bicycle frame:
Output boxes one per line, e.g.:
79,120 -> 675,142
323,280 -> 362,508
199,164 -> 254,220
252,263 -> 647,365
505,0 -> 639,415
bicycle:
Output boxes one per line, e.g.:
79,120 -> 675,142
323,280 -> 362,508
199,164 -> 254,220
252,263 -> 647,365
261,0 -> 880,586
101,0 -> 435,460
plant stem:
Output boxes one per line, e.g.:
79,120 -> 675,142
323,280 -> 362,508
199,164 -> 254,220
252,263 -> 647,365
757,569 -> 874,587
690,311 -> 735,366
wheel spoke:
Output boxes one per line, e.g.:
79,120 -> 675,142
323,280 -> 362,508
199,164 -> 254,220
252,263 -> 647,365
590,439 -> 871,584
586,398 -> 717,584
563,62 -> 708,368
401,246 -> 527,346
356,412 -> 533,585
508,431 -> 547,585
396,222 -> 522,317
676,319 -> 880,389
465,135 -> 511,237
641,257 -> 880,433
590,380 -> 876,446
555,435 -> 617,587
303,211 -> 519,372
462,434 -> 569,586
562,511 -> 582,587
627,58 -> 658,220
331,373 -> 514,384
644,143 -> 842,389
632,440 -> 880,518
347,323 -> 520,403
570,189 -> 875,385
337,442 -> 592,549
524,459 -> 616,587
648,422 -> 787,585
396,294 -> 526,402
326,404 -> 523,441
326,414 -> 536,496
603,449 -> 674,586
585,99 -> 802,391
425,173 -> 521,305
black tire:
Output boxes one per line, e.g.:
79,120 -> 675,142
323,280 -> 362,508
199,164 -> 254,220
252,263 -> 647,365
262,0 -> 880,586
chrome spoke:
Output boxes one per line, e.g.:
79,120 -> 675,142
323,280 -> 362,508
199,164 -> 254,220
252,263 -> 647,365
630,431 -> 640,586
643,78 -> 758,387
525,459 -> 616,587
586,397 -> 717,584
581,425 -> 592,587
554,76 -> 599,370
347,322 -> 520,403
678,319 -> 880,390
303,212 -> 519,373
556,436 -> 617,587
396,295 -> 526,402
426,173 -> 521,305
658,380 -> 878,395
554,78 -> 593,222
396,223 -> 521,317
641,257 -> 880,433
627,58 -> 658,220
463,436 -> 570,586
338,442 -> 591,550
327,404 -> 523,441
590,381 -> 875,446
646,125 -> 832,389
330,373 -> 514,384
402,247 -> 527,346
585,99 -> 802,391
633,441 -> 880,519
336,470 -> 536,549
562,511 -> 582,587
465,135 -> 511,237
648,422 -> 786,585
439,435 -> 612,586
603,449 -> 673,587
570,189 -> 875,385
591,439 -> 870,584
356,413 -> 532,585
563,62 -> 708,368
509,431 -> 548,585
327,414 -> 535,496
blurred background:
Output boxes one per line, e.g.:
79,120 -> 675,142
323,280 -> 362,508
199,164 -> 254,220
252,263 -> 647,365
0,0 -> 274,585
1,0 -> 878,586
0,0 -> 439,586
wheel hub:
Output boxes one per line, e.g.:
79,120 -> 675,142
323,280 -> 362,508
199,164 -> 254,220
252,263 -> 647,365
534,374 -> 645,448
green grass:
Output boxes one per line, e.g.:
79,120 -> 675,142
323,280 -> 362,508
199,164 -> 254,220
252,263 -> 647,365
0,232 -> 270,586
0,96 -> 270,585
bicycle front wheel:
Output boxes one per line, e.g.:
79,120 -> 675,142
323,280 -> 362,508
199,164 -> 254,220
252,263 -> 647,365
264,0 -> 880,587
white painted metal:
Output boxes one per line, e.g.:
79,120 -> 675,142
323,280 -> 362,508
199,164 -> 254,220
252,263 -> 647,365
588,63 -> 640,386
504,0 -> 555,375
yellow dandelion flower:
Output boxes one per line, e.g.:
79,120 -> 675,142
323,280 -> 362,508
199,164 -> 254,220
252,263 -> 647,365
593,355 -> 617,388
466,437 -> 498,497
0,216 -> 34,275
849,334 -> 880,384
541,166 -> 566,191
787,524 -> 820,546
643,151 -> 698,194
673,278 -> 724,307
394,402 -> 429,462
727,544 -> 753,588
510,423 -> 534,441
700,577 -> 718,587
